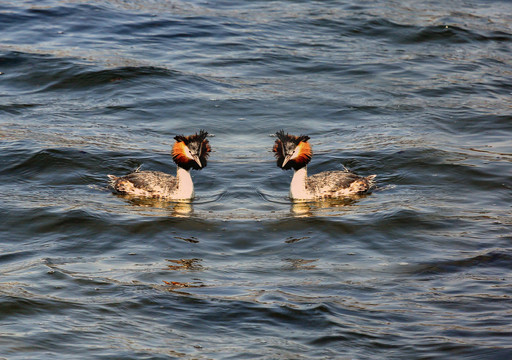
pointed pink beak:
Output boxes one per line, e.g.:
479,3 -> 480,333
193,155 -> 202,168
281,155 -> 291,168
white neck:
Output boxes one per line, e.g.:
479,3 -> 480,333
289,166 -> 312,200
175,166 -> 194,199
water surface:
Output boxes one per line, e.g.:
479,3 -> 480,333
1,0 -> 511,359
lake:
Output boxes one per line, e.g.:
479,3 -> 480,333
1,0 -> 511,359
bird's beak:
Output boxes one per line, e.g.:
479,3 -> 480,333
193,155 -> 202,168
281,155 -> 291,168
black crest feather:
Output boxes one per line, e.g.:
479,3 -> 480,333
174,129 -> 209,144
275,130 -> 310,145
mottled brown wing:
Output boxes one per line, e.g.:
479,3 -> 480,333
306,170 -> 361,192
118,171 -> 177,192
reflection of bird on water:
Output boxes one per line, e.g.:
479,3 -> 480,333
290,197 -> 361,217
114,194 -> 193,216
272,130 -> 376,201
108,130 -> 211,200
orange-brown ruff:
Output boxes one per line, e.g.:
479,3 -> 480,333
108,130 -> 211,200
273,130 -> 376,201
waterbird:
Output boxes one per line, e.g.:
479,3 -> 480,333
272,130 -> 376,201
108,130 -> 211,200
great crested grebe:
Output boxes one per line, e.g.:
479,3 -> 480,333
272,130 -> 376,201
108,130 -> 211,200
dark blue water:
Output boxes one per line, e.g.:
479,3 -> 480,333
1,1 -> 511,359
